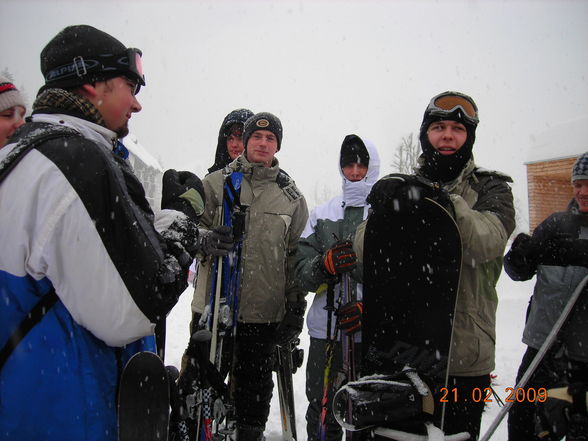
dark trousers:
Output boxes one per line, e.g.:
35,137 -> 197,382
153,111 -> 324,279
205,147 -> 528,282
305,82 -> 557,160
306,337 -> 361,441
233,322 -> 277,430
508,346 -> 588,441
182,313 -> 277,431
443,374 -> 491,440
508,347 -> 550,441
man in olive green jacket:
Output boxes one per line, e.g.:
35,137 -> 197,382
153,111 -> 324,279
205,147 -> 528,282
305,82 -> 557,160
355,92 -> 515,440
190,112 -> 309,441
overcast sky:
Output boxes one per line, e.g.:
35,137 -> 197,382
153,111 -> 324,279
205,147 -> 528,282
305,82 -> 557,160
2,0 -> 587,227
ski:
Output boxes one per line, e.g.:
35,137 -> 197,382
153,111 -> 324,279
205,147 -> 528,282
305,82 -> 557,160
340,273 -> 357,441
168,365 -> 192,441
118,351 -> 170,441
479,273 -> 588,441
197,171 -> 247,441
318,281 -> 340,440
275,338 -> 304,441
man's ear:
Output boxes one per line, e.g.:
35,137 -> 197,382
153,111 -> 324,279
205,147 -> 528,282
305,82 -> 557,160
78,83 -> 98,98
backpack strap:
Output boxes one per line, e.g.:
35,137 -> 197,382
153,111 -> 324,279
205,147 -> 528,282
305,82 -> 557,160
276,169 -> 303,202
0,288 -> 59,370
0,123 -> 79,184
0,123 -> 79,371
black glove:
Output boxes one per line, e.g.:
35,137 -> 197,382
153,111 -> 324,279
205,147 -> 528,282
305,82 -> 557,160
535,391 -> 571,440
322,240 -> 357,276
275,300 -> 307,347
536,235 -> 588,267
162,169 -> 205,223
367,174 -> 450,215
337,301 -> 363,335
157,218 -> 199,294
198,226 -> 234,256
504,233 -> 539,281
378,340 -> 447,383
160,217 -> 200,266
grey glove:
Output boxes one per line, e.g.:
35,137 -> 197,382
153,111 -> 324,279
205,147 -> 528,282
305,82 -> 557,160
199,226 -> 234,256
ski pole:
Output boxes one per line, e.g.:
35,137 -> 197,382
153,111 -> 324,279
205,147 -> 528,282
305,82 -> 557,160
209,255 -> 224,365
479,273 -> 588,441
340,272 -> 355,441
318,281 -> 338,441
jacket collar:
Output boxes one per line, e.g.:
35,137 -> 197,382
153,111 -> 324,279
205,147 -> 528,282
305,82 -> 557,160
30,113 -> 117,151
232,155 -> 280,182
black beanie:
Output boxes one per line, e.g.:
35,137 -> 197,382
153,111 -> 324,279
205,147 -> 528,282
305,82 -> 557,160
40,25 -> 145,93
340,134 -> 370,169
243,112 -> 283,151
419,92 -> 479,182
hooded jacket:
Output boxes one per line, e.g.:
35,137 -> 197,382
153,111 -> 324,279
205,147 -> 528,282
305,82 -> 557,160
207,109 -> 254,175
294,136 -> 380,339
192,154 -> 308,323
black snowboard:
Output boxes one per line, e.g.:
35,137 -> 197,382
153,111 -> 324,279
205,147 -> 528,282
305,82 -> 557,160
118,351 -> 170,441
361,192 -> 462,427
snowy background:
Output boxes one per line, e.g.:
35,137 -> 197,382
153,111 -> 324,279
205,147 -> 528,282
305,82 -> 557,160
2,1 -> 586,439
2,0 -> 588,215
165,275 -> 536,440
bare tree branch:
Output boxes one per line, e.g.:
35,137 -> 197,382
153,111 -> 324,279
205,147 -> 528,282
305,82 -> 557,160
391,133 -> 420,174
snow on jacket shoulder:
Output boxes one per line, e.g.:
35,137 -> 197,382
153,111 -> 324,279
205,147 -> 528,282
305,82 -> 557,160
0,115 -> 183,441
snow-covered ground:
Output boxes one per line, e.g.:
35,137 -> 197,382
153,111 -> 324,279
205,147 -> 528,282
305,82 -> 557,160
165,273 -> 535,441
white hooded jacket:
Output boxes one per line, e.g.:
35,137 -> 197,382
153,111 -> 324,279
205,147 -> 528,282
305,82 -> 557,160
294,136 -> 380,339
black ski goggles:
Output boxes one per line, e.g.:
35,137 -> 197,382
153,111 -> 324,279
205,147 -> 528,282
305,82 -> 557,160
119,48 -> 145,93
44,47 -> 145,94
425,91 -> 479,125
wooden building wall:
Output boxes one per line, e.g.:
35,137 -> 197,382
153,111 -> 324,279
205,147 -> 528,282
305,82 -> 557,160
527,156 -> 577,231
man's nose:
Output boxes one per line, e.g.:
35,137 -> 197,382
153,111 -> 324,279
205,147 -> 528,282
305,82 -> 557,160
132,96 -> 142,113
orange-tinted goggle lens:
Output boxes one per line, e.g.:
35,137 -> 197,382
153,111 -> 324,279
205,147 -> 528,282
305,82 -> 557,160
433,94 -> 478,120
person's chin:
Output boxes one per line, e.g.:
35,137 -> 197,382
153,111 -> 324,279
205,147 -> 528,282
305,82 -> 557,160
116,124 -> 130,138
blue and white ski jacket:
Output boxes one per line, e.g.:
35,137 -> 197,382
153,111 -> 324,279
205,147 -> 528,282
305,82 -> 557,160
0,113 -> 187,441
294,136 -> 380,339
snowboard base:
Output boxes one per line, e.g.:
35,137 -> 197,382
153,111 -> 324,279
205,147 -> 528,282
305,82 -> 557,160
118,351 -> 170,441
362,183 -> 462,434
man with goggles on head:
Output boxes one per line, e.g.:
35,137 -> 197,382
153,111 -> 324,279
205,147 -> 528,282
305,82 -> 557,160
355,91 -> 515,440
36,24 -> 146,139
416,91 -> 515,439
0,25 -> 206,441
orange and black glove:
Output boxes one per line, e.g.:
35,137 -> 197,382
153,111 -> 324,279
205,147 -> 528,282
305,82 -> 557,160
337,301 -> 363,335
323,240 -> 357,276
